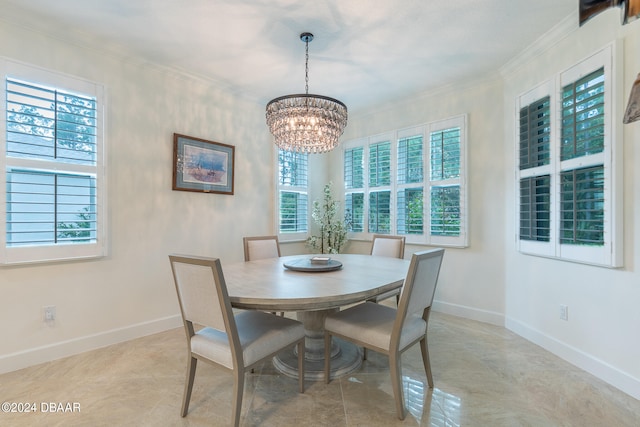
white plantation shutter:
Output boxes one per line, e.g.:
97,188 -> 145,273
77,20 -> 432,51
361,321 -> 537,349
368,141 -> 391,187
561,68 -> 605,161
516,44 -> 622,267
559,166 -> 604,245
344,146 -> 365,232
368,190 -> 391,233
343,115 -> 467,247
559,68 -> 606,247
428,117 -> 467,246
278,149 -> 308,237
519,175 -> 551,242
368,140 -> 391,233
518,91 -> 552,244
519,95 -> 551,170
397,133 -> 423,235
1,60 -> 105,264
344,146 -> 364,189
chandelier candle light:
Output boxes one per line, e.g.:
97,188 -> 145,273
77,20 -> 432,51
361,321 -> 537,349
266,32 -> 348,153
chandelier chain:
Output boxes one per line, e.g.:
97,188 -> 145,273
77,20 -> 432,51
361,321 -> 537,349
305,38 -> 309,95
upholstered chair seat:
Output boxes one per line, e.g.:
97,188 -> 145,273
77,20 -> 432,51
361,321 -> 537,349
324,248 -> 445,421
169,254 -> 305,427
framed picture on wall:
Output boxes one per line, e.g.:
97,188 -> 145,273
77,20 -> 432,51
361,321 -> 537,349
172,133 -> 235,195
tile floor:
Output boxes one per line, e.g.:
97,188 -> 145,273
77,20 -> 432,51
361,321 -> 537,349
1,312 -> 638,426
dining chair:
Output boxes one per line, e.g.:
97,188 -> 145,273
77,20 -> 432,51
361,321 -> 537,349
368,234 -> 406,305
323,248 -> 445,421
243,235 -> 284,316
169,254 -> 305,427
243,235 -> 281,261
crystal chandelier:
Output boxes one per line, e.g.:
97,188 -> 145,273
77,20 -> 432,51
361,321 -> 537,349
266,32 -> 348,153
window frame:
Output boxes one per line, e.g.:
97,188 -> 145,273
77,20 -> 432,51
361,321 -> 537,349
515,43 -> 623,267
276,148 -> 309,242
1,59 -> 107,265
343,115 -> 468,247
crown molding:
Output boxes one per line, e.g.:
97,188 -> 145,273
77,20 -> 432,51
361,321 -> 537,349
500,14 -> 578,78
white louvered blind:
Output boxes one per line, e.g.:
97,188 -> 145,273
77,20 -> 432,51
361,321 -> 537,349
345,192 -> 364,232
344,146 -> 364,189
368,141 -> 391,233
397,134 -> 423,235
278,149 -> 308,234
561,68 -> 605,161
344,146 -> 365,232
560,68 -> 605,247
368,141 -> 391,187
7,171 -> 96,246
368,190 -> 390,233
3,68 -> 104,264
560,166 -> 604,245
516,44 -> 621,267
519,175 -> 551,242
430,127 -> 460,181
7,78 -> 97,164
519,95 -> 551,169
518,94 -> 552,243
429,127 -> 461,237
342,115 -> 468,247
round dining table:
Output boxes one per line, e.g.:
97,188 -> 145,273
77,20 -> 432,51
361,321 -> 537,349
222,253 -> 410,380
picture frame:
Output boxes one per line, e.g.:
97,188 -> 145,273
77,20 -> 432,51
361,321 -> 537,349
172,133 -> 235,195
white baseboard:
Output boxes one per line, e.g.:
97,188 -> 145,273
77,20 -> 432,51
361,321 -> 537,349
505,316 -> 640,401
432,300 -> 504,326
0,314 -> 182,375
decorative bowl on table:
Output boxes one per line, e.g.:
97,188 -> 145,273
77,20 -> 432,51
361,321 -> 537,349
283,256 -> 343,272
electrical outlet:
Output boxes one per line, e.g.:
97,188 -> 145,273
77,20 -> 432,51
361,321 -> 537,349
559,304 -> 568,321
43,305 -> 56,323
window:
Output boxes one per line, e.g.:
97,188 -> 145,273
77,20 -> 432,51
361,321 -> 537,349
397,135 -> 423,235
368,140 -> 391,233
343,116 -> 468,247
277,149 -> 308,240
344,147 -> 364,232
516,44 -> 622,267
1,60 -> 106,265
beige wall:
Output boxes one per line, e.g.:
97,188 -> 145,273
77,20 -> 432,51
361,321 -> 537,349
328,12 -> 640,400
331,77 -> 508,325
500,12 -> 640,399
0,21 -> 275,371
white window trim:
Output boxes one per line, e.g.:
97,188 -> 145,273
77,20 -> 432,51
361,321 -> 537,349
275,149 -> 309,242
428,116 -> 469,248
344,137 -> 369,241
343,114 -> 468,248
516,79 -> 557,259
0,58 -> 107,265
515,42 -> 623,268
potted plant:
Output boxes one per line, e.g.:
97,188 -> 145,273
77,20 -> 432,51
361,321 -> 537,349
306,182 -> 350,254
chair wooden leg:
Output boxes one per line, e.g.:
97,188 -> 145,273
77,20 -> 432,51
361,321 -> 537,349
420,337 -> 434,388
389,351 -> 406,420
231,369 -> 244,427
297,340 -> 305,393
181,356 -> 197,417
363,347 -> 368,360
324,333 -> 332,383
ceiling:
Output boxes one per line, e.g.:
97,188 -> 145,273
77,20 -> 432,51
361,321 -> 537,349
1,0 -> 577,114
